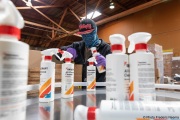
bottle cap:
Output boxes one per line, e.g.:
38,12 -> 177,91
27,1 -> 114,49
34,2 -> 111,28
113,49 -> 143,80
128,32 -> 152,53
109,34 -> 126,53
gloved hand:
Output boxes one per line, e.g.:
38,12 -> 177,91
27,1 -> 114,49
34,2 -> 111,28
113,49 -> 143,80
66,48 -> 77,60
95,54 -> 106,67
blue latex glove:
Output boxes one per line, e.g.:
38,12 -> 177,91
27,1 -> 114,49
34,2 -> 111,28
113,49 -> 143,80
66,48 -> 77,60
95,54 -> 106,67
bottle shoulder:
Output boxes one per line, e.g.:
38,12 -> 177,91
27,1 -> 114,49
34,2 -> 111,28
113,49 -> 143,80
0,38 -> 29,47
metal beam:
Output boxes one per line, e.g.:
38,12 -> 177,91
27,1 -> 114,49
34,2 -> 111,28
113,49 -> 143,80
53,0 -> 165,41
16,5 -> 63,10
25,21 -> 62,32
69,8 -> 81,21
21,0 -> 68,33
22,32 -> 47,39
34,0 -> 47,5
59,8 -> 68,26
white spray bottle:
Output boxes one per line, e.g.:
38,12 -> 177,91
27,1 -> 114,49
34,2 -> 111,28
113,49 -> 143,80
59,50 -> 74,98
106,34 -> 129,100
0,0 -> 29,120
39,48 -> 60,102
87,57 -> 97,91
90,47 -> 106,73
74,101 -> 180,120
128,32 -> 155,101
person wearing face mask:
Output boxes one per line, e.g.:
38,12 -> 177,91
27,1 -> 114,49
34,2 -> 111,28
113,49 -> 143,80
58,19 -> 111,88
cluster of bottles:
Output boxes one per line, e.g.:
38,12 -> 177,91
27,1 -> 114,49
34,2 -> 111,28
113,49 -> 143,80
74,33 -> 180,120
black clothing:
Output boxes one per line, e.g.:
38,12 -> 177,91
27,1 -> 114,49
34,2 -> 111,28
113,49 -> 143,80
60,39 -> 111,84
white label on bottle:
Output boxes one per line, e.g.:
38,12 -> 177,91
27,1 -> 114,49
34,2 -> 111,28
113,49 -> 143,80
39,62 -> 55,99
100,101 -> 180,120
137,61 -> 155,101
106,54 -> 128,100
0,42 -> 29,120
61,64 -> 74,97
87,66 -> 96,90
124,63 -> 130,100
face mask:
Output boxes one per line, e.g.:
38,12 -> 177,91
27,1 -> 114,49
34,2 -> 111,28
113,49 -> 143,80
82,30 -> 100,48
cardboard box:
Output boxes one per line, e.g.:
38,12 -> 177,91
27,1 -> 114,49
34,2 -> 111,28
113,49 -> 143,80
148,44 -> 163,60
163,52 -> 173,77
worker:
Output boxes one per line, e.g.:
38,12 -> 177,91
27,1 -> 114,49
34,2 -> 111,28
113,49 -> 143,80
58,19 -> 111,88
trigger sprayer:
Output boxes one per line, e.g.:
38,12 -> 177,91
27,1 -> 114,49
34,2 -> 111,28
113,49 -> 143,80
41,48 -> 61,60
128,32 -> 152,53
58,50 -> 73,62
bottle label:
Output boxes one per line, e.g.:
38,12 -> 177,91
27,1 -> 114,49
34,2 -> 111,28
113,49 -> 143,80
137,61 -> 155,100
39,63 -> 55,99
100,101 -> 180,120
124,63 -> 130,100
0,42 -> 29,119
62,64 -> 74,96
87,66 -> 96,90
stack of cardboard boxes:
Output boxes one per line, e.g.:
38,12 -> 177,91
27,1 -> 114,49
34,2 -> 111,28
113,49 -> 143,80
148,44 -> 164,83
163,52 -> 173,78
172,57 -> 180,78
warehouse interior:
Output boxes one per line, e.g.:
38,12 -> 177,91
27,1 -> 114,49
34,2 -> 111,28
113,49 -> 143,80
1,0 -> 180,119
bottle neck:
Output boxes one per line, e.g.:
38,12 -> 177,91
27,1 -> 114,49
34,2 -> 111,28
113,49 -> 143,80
0,25 -> 20,40
135,43 -> 147,52
111,44 -> 123,53
44,56 -> 52,61
65,58 -> 71,63
89,62 -> 94,66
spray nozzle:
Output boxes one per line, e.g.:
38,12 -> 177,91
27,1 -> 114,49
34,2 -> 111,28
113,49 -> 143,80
109,34 -> 126,53
87,57 -> 97,65
58,50 -> 73,62
41,48 -> 61,60
128,32 -> 152,53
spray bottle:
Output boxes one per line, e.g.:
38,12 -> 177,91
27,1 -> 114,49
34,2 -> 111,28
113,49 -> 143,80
106,34 -> 129,100
59,50 -> 74,98
39,48 -> 60,102
90,47 -> 106,73
0,0 -> 29,119
128,32 -> 155,101
87,57 -> 97,91
74,100 -> 180,120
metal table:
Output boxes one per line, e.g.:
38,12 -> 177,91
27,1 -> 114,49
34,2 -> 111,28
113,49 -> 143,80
26,89 -> 180,120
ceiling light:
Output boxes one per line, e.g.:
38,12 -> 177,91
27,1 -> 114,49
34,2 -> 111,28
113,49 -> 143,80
109,1 -> 115,9
81,11 -> 102,19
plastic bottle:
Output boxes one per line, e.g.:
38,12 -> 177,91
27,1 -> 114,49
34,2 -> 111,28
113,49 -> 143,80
74,100 -> 180,120
39,101 -> 54,120
0,0 -> 29,120
87,57 -> 97,91
106,34 -> 129,100
90,47 -> 106,73
59,50 -> 74,98
61,98 -> 74,120
128,32 -> 155,101
39,48 -> 60,102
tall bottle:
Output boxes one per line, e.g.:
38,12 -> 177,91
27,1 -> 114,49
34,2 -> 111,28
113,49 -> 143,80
87,57 -> 96,92
90,47 -> 105,73
128,32 -> 155,101
59,50 -> 74,98
74,101 -> 180,120
39,48 -> 60,102
106,34 -> 129,100
0,0 -> 29,120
